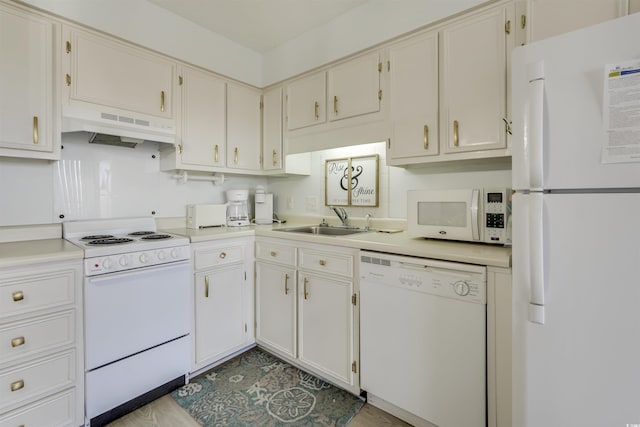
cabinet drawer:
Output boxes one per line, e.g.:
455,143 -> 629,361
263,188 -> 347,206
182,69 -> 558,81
298,248 -> 353,278
0,269 -> 76,320
0,350 -> 75,413
0,311 -> 75,366
194,243 -> 245,271
255,241 -> 296,266
0,388 -> 75,427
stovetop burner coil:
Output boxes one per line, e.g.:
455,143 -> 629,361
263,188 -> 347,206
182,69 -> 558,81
81,234 -> 114,240
128,231 -> 156,236
87,237 -> 135,245
140,234 -> 172,240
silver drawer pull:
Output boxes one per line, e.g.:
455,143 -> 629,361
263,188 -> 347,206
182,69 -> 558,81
11,380 -> 24,392
12,291 -> 24,302
11,336 -> 25,347
219,252 -> 227,259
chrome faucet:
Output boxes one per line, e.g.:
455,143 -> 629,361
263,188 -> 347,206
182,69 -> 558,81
329,206 -> 349,226
364,213 -> 372,231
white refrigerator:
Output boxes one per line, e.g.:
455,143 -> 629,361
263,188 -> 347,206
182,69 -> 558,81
511,12 -> 640,427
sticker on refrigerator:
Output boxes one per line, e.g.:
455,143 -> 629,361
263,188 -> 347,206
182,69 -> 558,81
602,59 -> 640,164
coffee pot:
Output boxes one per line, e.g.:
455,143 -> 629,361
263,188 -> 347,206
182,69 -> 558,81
226,189 -> 249,227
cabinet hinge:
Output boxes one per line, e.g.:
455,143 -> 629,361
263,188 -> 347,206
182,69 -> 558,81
387,60 -> 390,72
378,90 -> 382,100
503,117 -> 512,135
352,293 -> 357,305
66,41 -> 71,54
244,271 -> 247,280
245,323 -> 247,333
378,62 -> 382,73
65,74 -> 71,86
520,14 -> 526,30
178,75 -> 183,86
178,143 -> 183,154
260,95 -> 264,110
387,138 -> 391,149
505,19 -> 511,35
352,361 -> 357,373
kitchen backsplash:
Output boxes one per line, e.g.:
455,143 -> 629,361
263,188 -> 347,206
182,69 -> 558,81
0,135 -> 511,227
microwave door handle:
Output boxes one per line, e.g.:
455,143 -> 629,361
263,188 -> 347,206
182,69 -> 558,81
471,189 -> 480,241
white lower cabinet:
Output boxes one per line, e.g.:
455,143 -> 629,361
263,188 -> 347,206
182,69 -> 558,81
255,237 -> 359,394
0,260 -> 83,427
191,237 -> 254,373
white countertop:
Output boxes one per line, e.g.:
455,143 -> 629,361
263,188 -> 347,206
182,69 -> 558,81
0,238 -> 84,269
163,222 -> 512,268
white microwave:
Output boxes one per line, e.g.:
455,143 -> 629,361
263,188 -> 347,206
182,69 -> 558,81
407,188 -> 511,244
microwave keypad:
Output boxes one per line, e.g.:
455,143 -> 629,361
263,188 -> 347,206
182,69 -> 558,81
486,213 -> 505,229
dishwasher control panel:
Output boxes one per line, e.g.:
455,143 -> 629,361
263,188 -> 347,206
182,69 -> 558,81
360,251 -> 486,304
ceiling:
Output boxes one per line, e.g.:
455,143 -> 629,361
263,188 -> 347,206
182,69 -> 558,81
146,0 -> 370,53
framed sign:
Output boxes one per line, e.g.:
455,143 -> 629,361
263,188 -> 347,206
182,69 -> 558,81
325,154 -> 378,207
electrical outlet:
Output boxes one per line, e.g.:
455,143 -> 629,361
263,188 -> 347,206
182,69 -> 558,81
287,196 -> 294,209
305,196 -> 318,211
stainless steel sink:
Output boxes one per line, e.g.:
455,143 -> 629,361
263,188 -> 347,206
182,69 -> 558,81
274,225 -> 369,236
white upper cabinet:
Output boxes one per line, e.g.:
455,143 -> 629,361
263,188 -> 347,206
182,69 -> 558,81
526,0 -> 632,43
262,86 -> 283,171
0,3 -> 59,160
286,71 -> 326,131
64,25 -> 175,120
387,31 -> 440,163
177,65 -> 226,168
227,83 -> 262,171
328,51 -> 381,122
440,4 -> 510,154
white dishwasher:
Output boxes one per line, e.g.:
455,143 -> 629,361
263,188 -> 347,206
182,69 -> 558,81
360,251 -> 487,427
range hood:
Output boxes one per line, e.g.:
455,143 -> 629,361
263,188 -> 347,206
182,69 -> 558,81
62,105 -> 176,146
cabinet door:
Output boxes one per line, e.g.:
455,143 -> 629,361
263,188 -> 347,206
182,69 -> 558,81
194,264 -> 246,366
227,83 -> 261,170
68,28 -> 175,119
298,272 -> 354,387
262,86 -> 283,171
255,262 -> 297,358
0,4 -> 57,158
528,0 -> 626,42
328,51 -> 381,122
286,71 -> 326,131
388,31 -> 439,162
440,5 -> 508,154
179,66 -> 226,167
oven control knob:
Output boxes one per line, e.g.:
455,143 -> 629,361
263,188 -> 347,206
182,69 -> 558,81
157,250 -> 166,261
139,253 -> 149,263
453,281 -> 470,296
103,258 -> 113,270
119,256 -> 129,267
170,248 -> 180,258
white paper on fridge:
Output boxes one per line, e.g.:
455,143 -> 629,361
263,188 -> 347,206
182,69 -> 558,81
602,59 -> 640,164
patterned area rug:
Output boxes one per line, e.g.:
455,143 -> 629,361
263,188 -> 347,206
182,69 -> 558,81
171,347 -> 364,426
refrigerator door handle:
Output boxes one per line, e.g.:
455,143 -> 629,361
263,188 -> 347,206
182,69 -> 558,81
529,193 -> 545,324
527,61 -> 545,191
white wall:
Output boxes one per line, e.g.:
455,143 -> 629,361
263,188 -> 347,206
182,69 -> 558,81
267,142 -> 511,220
0,133 -> 267,226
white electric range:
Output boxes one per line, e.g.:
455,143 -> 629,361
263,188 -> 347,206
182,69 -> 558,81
63,217 -> 191,427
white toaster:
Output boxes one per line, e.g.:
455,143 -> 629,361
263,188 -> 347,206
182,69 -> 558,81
186,204 -> 227,229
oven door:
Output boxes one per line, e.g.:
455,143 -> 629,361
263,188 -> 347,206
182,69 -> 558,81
84,261 -> 191,371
